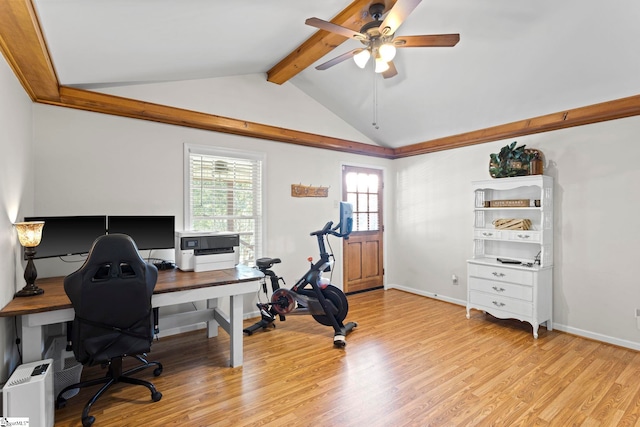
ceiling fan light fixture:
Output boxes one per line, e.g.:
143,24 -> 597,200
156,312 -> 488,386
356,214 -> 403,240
354,49 -> 371,69
304,1 -> 460,78
379,43 -> 397,62
374,56 -> 390,73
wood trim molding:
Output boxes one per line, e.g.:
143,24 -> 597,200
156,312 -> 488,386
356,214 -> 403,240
393,94 -> 640,158
52,87 -> 395,158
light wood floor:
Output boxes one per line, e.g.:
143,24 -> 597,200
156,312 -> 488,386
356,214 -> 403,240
53,289 -> 640,426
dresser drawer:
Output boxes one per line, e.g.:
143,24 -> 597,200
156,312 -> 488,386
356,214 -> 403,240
468,277 -> 533,301
469,291 -> 533,317
468,263 -> 533,285
508,230 -> 540,242
474,229 -> 503,239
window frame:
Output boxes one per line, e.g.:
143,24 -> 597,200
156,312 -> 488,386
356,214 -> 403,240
183,143 -> 266,265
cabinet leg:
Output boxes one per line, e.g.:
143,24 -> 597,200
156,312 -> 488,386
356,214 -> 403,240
532,322 -> 539,339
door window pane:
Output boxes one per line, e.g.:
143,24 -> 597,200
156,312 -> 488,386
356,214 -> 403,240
345,171 -> 381,232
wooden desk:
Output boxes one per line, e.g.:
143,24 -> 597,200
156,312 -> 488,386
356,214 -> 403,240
0,266 -> 263,367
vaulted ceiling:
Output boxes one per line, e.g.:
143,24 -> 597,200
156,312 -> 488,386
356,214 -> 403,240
1,0 -> 640,158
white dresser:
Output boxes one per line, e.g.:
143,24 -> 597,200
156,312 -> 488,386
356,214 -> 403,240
466,175 -> 554,338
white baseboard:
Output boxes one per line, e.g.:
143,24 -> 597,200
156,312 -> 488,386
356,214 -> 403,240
385,284 -> 467,307
385,284 -> 640,351
551,323 -> 640,351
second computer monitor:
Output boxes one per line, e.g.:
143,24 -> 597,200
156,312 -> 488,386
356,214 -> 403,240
107,216 -> 175,250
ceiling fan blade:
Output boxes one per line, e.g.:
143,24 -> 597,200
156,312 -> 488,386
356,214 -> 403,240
382,61 -> 398,79
394,34 -> 460,48
305,17 -> 366,40
316,49 -> 364,70
379,0 -> 422,36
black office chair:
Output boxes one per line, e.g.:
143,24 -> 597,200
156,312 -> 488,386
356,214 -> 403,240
55,234 -> 163,427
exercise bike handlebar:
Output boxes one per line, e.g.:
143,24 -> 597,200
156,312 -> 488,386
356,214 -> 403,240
310,221 -> 349,239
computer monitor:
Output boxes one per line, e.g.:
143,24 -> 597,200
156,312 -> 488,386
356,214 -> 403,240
107,215 -> 175,250
24,215 -> 107,259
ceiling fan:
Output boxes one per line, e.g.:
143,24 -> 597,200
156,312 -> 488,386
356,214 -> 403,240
305,0 -> 460,78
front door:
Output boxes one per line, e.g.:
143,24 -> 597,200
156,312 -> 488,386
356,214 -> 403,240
342,165 -> 384,293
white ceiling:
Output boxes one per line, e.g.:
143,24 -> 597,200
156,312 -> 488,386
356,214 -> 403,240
32,0 -> 640,148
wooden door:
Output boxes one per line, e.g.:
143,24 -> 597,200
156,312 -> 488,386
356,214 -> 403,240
342,166 -> 384,294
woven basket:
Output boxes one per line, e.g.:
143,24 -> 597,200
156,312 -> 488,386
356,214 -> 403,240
493,218 -> 532,230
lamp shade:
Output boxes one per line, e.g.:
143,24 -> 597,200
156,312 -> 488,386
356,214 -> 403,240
15,221 -> 45,248
374,57 -> 390,73
353,49 -> 371,69
379,43 -> 396,62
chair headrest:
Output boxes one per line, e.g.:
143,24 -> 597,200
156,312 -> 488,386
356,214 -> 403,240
76,234 -> 156,282
86,234 -> 142,263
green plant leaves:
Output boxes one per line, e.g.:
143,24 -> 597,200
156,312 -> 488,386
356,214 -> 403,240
489,141 -> 533,178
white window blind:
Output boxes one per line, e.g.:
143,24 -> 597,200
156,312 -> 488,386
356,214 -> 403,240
186,146 -> 263,266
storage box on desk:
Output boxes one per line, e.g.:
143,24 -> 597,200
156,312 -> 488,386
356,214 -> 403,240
44,335 -> 83,399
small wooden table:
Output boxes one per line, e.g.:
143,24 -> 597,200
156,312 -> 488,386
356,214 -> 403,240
0,266 -> 263,367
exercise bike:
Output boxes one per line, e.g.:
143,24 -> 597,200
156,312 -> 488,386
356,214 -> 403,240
243,203 -> 357,347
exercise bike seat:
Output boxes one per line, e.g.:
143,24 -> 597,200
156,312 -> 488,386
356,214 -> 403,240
257,257 -> 281,270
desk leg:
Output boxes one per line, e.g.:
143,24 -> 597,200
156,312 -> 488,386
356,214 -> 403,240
229,294 -> 243,368
19,317 -> 44,363
206,298 -> 220,338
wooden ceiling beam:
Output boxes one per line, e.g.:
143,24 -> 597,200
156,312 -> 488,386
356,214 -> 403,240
0,0 -> 59,101
267,0 -> 397,85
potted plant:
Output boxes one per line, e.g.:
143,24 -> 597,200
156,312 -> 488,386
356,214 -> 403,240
489,141 -> 534,178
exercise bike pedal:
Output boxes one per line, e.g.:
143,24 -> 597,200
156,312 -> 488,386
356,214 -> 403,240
260,308 -> 275,321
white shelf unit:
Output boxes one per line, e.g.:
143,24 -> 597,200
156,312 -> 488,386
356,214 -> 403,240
466,175 -> 554,338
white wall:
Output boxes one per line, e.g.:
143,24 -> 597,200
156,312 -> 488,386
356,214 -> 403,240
0,55 -> 35,383
31,102 -> 392,318
389,117 -> 640,349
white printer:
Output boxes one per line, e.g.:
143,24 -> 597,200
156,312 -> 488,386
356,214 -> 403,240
175,231 -> 240,272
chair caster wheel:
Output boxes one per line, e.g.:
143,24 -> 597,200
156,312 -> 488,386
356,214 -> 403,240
55,398 -> 67,409
82,415 -> 95,427
152,391 -> 163,402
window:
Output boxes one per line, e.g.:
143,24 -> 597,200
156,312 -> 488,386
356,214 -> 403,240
344,168 -> 381,232
184,144 -> 264,266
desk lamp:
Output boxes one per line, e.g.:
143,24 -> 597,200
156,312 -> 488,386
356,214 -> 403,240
15,221 -> 45,297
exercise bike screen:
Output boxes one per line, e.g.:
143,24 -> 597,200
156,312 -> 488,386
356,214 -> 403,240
339,202 -> 353,237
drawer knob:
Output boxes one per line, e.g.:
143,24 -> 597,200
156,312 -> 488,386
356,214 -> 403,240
492,286 -> 506,293
492,272 -> 506,277
482,232 -> 493,237
492,301 -> 506,307
517,234 -> 530,239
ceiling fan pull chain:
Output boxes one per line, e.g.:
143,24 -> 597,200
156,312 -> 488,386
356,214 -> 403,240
372,72 -> 379,130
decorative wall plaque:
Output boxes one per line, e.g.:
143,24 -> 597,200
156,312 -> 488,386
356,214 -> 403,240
291,184 -> 329,198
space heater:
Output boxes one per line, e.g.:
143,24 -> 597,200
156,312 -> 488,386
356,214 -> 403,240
2,358 -> 55,427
